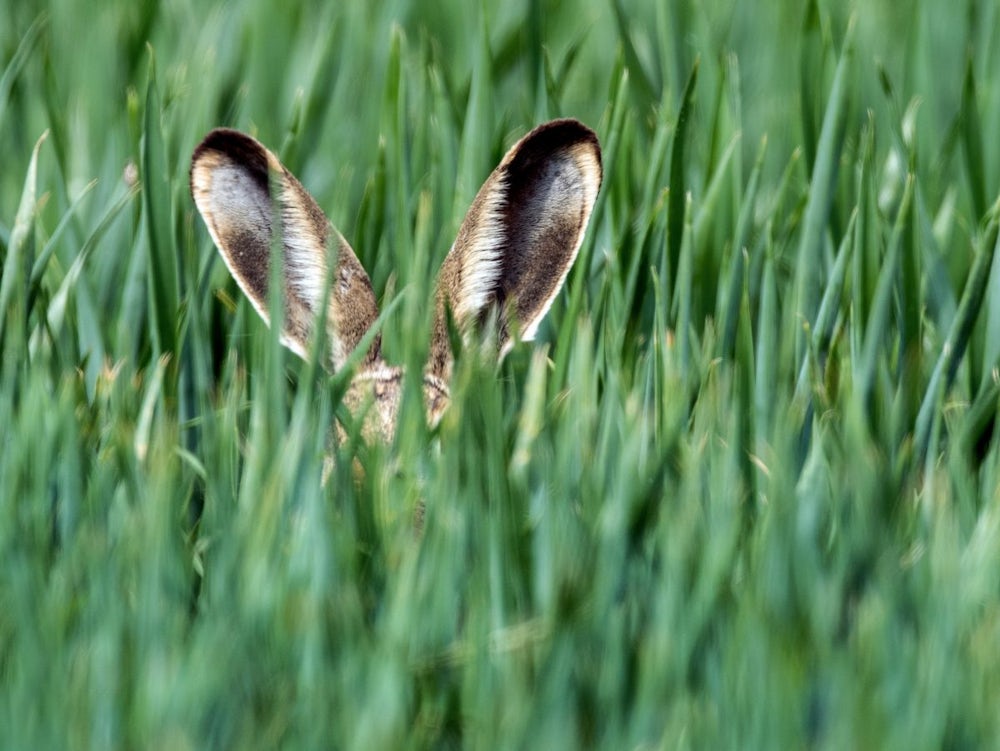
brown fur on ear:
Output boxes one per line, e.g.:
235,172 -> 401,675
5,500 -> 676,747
190,128 -> 380,371
428,119 -> 602,383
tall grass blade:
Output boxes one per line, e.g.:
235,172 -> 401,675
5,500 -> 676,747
666,59 -> 698,290
794,15 -> 854,343
141,49 -> 179,361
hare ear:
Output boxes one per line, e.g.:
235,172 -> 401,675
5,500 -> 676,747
190,128 -> 380,371
428,119 -> 602,381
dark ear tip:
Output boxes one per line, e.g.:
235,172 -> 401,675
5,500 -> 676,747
192,128 -> 262,160
190,128 -> 270,192
530,118 -> 600,142
513,118 -> 603,176
529,118 -> 600,149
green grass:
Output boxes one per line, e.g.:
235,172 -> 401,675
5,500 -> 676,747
3,0 -> 1000,747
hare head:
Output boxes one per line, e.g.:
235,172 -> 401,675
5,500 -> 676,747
190,119 -> 602,442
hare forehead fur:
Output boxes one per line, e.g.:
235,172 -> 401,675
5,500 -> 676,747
340,365 -> 451,443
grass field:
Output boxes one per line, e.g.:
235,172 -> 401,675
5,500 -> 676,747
3,0 -> 1000,747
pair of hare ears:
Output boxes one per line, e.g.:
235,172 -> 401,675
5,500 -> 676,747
190,119 -> 602,381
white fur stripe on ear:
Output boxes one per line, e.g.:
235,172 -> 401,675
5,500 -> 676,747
278,181 -> 328,311
453,172 -> 508,323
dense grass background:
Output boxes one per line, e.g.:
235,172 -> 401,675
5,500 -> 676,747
3,0 -> 1000,747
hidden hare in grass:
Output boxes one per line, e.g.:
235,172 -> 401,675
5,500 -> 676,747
190,119 -> 602,442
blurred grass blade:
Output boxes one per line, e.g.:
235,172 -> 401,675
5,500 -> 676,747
638,109 -> 672,223
0,13 -> 47,132
960,55 -> 988,220
454,10 -> 493,220
755,251 -> 778,449
955,380 -> 1000,463
852,116 -> 877,354
666,59 -> 698,287
898,172 -> 923,427
915,220 -> 999,460
0,131 -> 46,345
794,209 -> 855,402
142,48 -> 179,360
794,15 -> 854,342
717,135 -> 766,358
609,0 -> 658,105
557,66 -> 628,386
798,0 -> 826,171
28,179 -> 97,288
693,131 -> 741,251
381,26 -> 412,262
135,355 -> 170,462
857,174 -> 913,415
981,214 -> 1000,387
41,185 -> 139,335
674,193 -> 694,375
915,182 -> 958,331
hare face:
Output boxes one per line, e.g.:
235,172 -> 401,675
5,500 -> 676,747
190,120 -> 602,442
